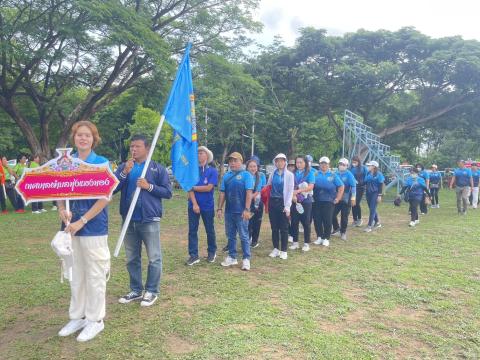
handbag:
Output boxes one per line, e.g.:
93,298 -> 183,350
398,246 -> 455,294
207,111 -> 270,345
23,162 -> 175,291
261,184 -> 272,213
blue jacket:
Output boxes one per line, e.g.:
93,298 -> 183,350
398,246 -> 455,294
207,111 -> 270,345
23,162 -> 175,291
115,161 -> 172,223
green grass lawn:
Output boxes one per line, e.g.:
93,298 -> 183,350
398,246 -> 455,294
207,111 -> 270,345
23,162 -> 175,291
0,190 -> 479,359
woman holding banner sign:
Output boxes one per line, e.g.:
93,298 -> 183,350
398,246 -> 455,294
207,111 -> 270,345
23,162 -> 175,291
57,121 -> 111,342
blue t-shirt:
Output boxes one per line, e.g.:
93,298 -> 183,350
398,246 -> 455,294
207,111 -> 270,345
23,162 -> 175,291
271,170 -> 285,198
251,171 -> 267,192
350,165 -> 368,187
189,165 -> 218,211
220,170 -> 254,214
365,171 -> 385,194
419,170 -> 430,181
429,171 -> 442,186
472,170 -> 480,187
405,176 -> 427,201
295,169 -> 315,203
313,170 -> 344,203
338,170 -> 357,203
454,168 -> 472,187
126,162 -> 145,221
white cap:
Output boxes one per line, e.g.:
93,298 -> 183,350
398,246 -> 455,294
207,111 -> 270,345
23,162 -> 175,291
366,160 -> 379,168
319,156 -> 330,164
274,153 -> 287,161
338,158 -> 349,166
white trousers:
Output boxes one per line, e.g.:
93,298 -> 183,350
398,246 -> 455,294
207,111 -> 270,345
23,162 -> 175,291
472,187 -> 479,208
69,235 -> 110,322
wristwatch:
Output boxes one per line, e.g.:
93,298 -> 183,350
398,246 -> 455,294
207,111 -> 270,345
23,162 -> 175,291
244,208 -> 250,212
80,216 -> 88,224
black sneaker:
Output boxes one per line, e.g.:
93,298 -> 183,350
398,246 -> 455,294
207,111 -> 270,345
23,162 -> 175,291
140,292 -> 158,307
186,256 -> 200,266
118,291 -> 143,304
251,242 -> 259,248
222,245 -> 229,253
207,253 -> 216,263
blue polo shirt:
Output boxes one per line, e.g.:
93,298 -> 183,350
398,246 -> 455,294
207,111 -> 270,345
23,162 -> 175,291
430,171 -> 442,186
189,165 -> 218,211
313,170 -> 344,203
220,170 -> 254,214
338,170 -> 357,202
67,151 -> 109,236
271,170 -> 285,198
419,170 -> 430,181
405,176 -> 427,201
454,168 -> 472,187
295,169 -> 315,203
472,170 -> 480,187
126,162 -> 145,221
365,171 -> 385,194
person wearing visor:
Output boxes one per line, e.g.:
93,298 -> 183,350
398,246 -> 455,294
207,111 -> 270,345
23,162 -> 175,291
267,153 -> 294,260
331,158 -> 356,241
350,156 -> 368,226
312,157 -> 344,247
400,167 -> 431,227
429,164 -> 442,208
364,160 -> 385,233
217,152 -> 254,270
450,159 -> 473,215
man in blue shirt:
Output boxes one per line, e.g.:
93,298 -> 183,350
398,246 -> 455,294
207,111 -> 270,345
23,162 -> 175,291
450,160 -> 473,214
115,134 -> 172,307
186,146 -> 218,266
470,162 -> 480,209
217,152 -> 254,271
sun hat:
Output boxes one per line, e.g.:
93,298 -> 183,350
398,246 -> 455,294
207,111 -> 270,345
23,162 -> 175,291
198,146 -> 213,164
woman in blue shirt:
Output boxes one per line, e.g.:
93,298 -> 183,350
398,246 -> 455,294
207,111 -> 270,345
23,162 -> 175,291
364,161 -> 385,232
429,164 -> 442,208
400,168 -> 431,227
57,120 -> 111,342
415,163 -> 430,215
312,157 -> 344,247
470,162 -> 480,209
289,156 -> 315,252
246,156 -> 267,249
350,156 -> 368,227
332,158 -> 356,241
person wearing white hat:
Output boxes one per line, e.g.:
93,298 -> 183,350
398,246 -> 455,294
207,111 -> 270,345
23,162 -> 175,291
331,158 -> 356,241
186,146 -> 218,266
364,160 -> 385,232
267,153 -> 295,260
429,164 -> 442,208
312,156 -> 344,247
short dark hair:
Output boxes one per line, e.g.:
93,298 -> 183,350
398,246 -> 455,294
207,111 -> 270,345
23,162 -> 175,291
130,134 -> 151,147
352,156 -> 362,164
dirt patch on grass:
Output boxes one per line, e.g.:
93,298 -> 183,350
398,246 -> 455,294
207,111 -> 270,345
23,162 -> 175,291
165,334 -> 198,355
248,346 -> 297,360
387,306 -> 426,321
317,307 -> 369,334
343,287 -> 366,302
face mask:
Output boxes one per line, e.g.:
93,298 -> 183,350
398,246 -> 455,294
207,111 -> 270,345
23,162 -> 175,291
412,174 -> 418,178
416,168 -> 422,172
351,163 -> 358,167
338,165 -> 347,171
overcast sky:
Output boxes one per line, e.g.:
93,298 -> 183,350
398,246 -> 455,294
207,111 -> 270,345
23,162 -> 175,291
253,0 -> 480,46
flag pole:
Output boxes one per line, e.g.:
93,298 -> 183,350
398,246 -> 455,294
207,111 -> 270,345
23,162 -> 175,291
113,115 -> 166,257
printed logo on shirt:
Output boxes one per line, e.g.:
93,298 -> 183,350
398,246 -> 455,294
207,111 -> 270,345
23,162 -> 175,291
150,167 -> 158,172
327,176 -> 333,182
236,175 -> 242,180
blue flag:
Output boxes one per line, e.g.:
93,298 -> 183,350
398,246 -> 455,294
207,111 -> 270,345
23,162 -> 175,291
163,43 -> 199,191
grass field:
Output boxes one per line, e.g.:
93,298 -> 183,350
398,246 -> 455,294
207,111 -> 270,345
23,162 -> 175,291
0,190 -> 479,359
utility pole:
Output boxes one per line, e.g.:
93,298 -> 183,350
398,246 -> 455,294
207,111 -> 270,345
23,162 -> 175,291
204,107 -> 208,146
251,109 -> 255,157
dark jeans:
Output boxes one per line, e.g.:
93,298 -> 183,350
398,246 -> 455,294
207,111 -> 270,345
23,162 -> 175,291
313,201 -> 335,240
248,203 -> 264,245
0,187 -> 6,211
430,187 -> 439,205
352,186 -> 364,221
290,201 -> 312,244
32,202 -> 44,212
124,221 -> 162,295
188,207 -> 216,258
4,183 -> 18,210
420,194 -> 428,214
409,199 -> 420,221
269,197 -> 289,251
366,192 -> 379,227
332,201 -> 351,234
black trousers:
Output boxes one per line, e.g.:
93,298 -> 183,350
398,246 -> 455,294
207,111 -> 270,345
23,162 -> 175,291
420,194 -> 428,214
409,199 -> 420,221
332,201 -> 351,234
269,197 -> 289,251
290,201 -> 312,244
32,202 -> 44,211
313,201 -> 335,240
4,183 -> 18,210
248,203 -> 264,245
0,187 -> 6,211
430,187 -> 439,205
351,186 -> 364,221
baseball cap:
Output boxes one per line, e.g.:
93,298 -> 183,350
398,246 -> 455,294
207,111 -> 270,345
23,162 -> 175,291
228,152 -> 243,162
366,160 -> 379,168
319,156 -> 330,164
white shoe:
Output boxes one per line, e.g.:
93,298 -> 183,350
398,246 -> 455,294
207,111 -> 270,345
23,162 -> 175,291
341,233 -> 347,241
279,251 -> 288,260
58,319 -> 88,337
374,223 -> 382,229
140,291 -> 158,307
51,206 -> 57,211
289,242 -> 299,250
364,226 -> 373,233
221,256 -> 238,267
32,210 -> 41,214
331,231 -> 341,237
288,236 -> 293,243
356,219 -> 363,227
313,237 -> 323,245
415,220 -> 420,224
322,239 -> 330,247
269,248 -> 280,258
302,244 -> 310,252
40,209 -> 47,212
409,221 -> 416,227
241,259 -> 250,271
77,320 -> 104,342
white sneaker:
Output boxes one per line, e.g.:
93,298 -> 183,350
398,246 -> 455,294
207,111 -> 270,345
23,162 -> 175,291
356,219 -> 363,227
140,291 -> 158,307
302,243 -> 310,252
51,206 -> 57,211
288,236 -> 293,243
32,210 -> 41,214
409,221 -> 416,227
415,220 -> 420,224
341,233 -> 347,241
279,251 -> 288,260
364,226 -> 373,233
289,242 -> 299,250
322,239 -> 330,247
40,209 -> 48,212
241,259 -> 250,271
331,231 -> 341,237
374,223 -> 382,229
269,248 -> 280,258
221,256 -> 238,267
77,320 -> 104,342
58,319 -> 88,337
313,237 -> 323,245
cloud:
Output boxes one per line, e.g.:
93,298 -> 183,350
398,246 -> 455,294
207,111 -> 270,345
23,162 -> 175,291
260,7 -> 284,31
